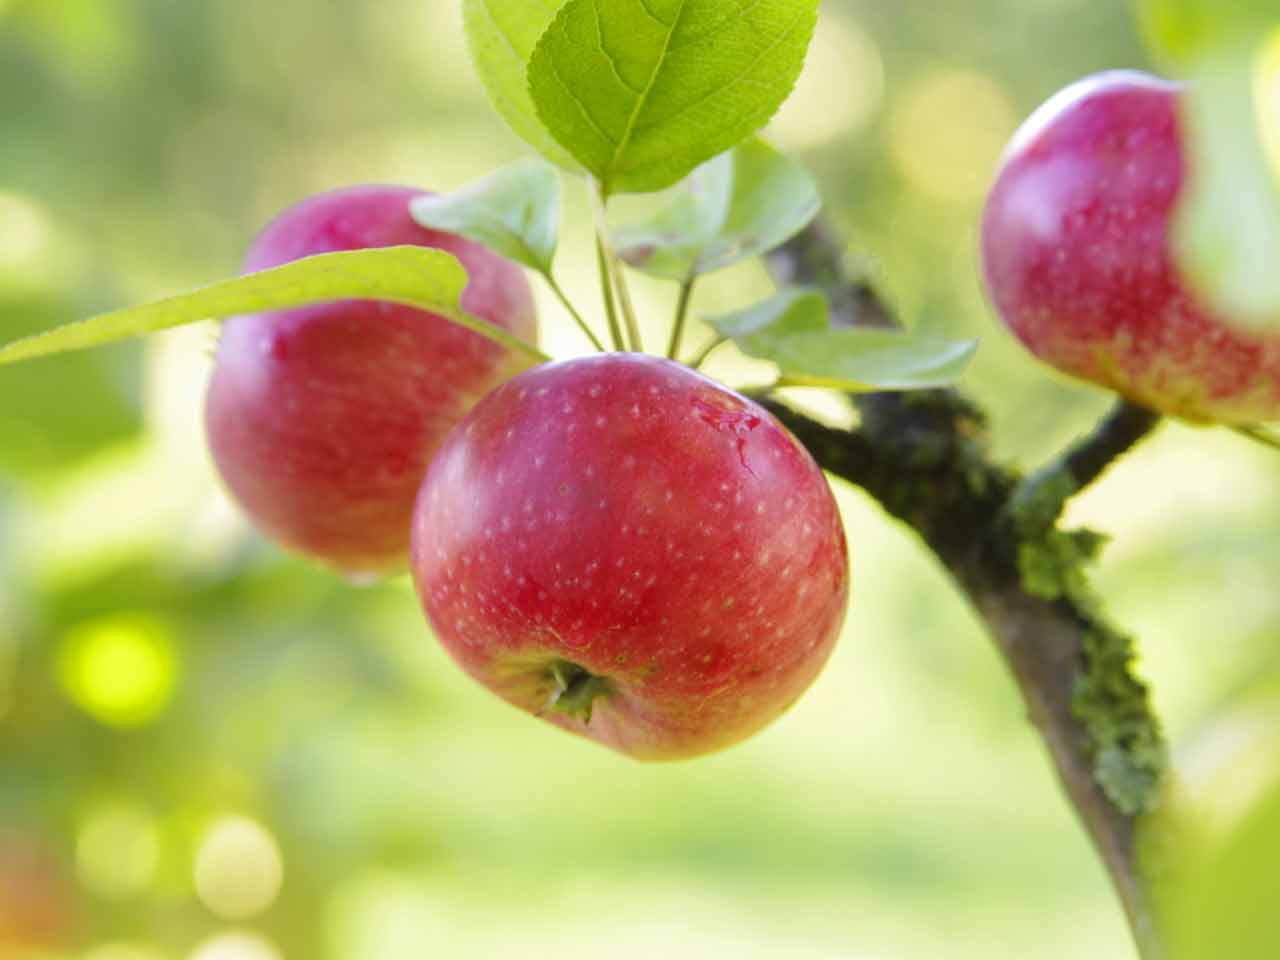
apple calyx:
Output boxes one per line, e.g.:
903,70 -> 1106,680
544,660 -> 611,723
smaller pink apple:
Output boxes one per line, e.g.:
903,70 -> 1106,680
206,184 -> 537,574
981,70 -> 1280,423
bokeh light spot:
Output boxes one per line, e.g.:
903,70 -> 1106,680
0,192 -> 54,277
768,11 -> 884,150
193,817 -> 284,921
187,931 -> 282,960
889,67 -> 1017,202
75,802 -> 160,901
56,614 -> 179,728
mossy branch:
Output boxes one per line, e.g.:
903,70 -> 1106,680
764,220 -> 1167,960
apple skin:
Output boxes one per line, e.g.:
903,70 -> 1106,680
410,353 -> 849,760
981,70 -> 1280,423
206,184 -> 537,574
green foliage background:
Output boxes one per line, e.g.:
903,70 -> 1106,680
0,1 -> 1277,958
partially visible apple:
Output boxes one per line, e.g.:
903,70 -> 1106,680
981,70 -> 1280,423
410,353 -> 849,760
206,184 -> 538,575
0,837 -> 73,949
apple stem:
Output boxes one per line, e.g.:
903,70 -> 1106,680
545,659 -> 611,724
686,334 -> 727,370
1009,400 -> 1161,534
544,273 -> 607,352
593,232 -> 626,352
589,178 -> 643,353
1231,423 -> 1280,453
666,276 -> 696,360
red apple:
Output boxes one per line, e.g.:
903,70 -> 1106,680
409,353 -> 849,760
981,70 -> 1280,423
206,184 -> 538,574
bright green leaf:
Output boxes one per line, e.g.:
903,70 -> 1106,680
0,247 -> 550,367
614,139 -> 821,280
710,287 -> 976,390
614,152 -> 734,280
528,0 -> 818,195
411,159 -> 562,274
462,0 -> 578,169
706,286 -> 827,338
1174,40 -> 1280,332
763,330 -> 978,391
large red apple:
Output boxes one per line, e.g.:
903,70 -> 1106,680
410,353 -> 849,760
206,185 -> 537,574
981,70 -> 1280,423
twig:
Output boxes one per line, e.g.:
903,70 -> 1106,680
1232,423 -> 1280,452
593,233 -> 625,352
545,274 -> 606,352
666,276 -> 696,359
1009,400 -> 1161,533
1061,402 -> 1163,490
687,334 -> 726,370
590,179 -> 642,352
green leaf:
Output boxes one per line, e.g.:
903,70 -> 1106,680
462,0 -> 578,169
1173,41 -> 1280,332
711,289 -> 977,391
0,247 -> 550,367
763,330 -> 978,391
614,152 -> 734,280
613,139 -> 821,280
411,159 -> 561,275
528,0 -> 818,195
706,286 -> 827,338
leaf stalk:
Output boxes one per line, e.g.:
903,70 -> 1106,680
545,274 -> 606,352
666,276 -> 696,359
590,179 -> 642,352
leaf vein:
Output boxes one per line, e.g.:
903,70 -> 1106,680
546,39 -> 618,154
477,0 -> 522,61
604,0 -> 688,188
591,2 -> 646,96
667,0 -> 771,52
632,5 -> 807,140
634,0 -> 673,27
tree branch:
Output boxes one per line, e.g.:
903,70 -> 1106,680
1058,402 -> 1162,492
1009,399 -> 1161,532
764,221 -> 1167,959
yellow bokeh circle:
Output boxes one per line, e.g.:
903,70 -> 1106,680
56,613 -> 178,728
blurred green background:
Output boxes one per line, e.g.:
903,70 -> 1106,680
1,2 -> 1277,958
